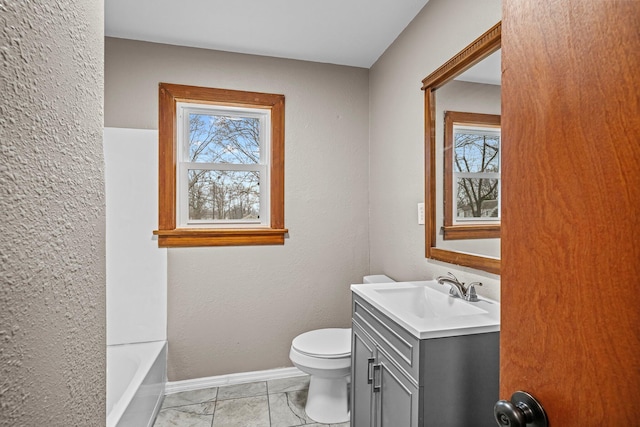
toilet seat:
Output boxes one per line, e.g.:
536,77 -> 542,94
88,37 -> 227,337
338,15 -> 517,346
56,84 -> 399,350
291,328 -> 351,359
289,327 -> 351,424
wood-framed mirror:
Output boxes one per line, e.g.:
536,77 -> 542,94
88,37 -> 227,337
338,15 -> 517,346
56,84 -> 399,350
422,22 -> 501,275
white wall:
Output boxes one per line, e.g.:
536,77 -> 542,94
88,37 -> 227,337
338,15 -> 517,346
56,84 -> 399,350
368,0 -> 502,299
104,128 -> 167,346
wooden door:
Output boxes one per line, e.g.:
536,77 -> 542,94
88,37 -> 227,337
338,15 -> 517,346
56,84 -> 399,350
501,1 -> 640,425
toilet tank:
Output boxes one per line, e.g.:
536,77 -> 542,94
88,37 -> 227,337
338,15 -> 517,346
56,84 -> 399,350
362,275 -> 395,284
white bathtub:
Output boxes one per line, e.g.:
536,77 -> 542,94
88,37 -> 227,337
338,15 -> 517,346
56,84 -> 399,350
107,341 -> 166,427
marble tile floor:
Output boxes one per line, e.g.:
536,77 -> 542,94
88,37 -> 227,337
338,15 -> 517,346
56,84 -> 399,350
153,375 -> 350,427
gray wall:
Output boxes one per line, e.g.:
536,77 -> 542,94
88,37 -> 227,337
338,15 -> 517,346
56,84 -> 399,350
104,0 -> 503,382
105,39 -> 370,380
368,0 -> 502,299
0,1 -> 105,426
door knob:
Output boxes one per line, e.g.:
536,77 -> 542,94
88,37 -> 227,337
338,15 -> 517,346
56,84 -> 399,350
494,391 -> 548,427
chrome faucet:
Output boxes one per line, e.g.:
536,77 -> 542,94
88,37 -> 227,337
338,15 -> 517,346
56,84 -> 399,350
436,272 -> 466,298
436,272 -> 483,302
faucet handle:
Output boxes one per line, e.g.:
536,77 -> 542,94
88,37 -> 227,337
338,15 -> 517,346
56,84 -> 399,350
464,282 -> 483,302
445,271 -> 462,284
448,287 -> 461,297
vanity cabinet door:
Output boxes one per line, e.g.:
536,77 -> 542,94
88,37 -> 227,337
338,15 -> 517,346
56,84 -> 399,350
351,324 -> 376,427
376,351 -> 420,427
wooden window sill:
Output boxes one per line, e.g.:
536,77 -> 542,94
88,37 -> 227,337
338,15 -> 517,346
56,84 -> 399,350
153,228 -> 288,247
442,224 -> 500,240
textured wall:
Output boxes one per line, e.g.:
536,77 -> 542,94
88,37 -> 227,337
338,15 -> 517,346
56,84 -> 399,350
0,1 -> 105,426
368,0 -> 502,300
105,39 -> 370,380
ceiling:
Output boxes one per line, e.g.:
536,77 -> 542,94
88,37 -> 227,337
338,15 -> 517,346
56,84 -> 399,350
105,0 -> 430,68
456,50 -> 502,86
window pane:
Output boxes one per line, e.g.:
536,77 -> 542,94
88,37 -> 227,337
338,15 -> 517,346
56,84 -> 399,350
456,178 -> 499,219
454,131 -> 500,173
189,113 -> 260,164
188,170 -> 260,221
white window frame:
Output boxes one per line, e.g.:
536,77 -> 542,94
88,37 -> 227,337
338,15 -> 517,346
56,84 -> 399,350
452,124 -> 501,225
176,102 -> 271,228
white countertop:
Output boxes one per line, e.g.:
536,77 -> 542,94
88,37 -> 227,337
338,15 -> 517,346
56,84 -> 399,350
351,280 -> 500,339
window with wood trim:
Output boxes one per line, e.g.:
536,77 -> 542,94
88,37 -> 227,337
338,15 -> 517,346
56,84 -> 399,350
155,83 -> 286,247
443,111 -> 500,240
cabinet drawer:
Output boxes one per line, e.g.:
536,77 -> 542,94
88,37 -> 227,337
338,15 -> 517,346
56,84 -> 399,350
352,294 -> 420,382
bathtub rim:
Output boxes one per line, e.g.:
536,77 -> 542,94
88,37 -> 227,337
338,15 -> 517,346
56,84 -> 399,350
106,340 -> 166,427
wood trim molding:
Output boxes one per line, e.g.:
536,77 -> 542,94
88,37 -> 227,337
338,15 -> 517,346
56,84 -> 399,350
425,87 -> 437,258
156,83 -> 286,247
269,95 -> 286,230
421,21 -> 501,90
154,228 -> 288,247
430,248 -> 500,275
443,224 -> 500,240
158,84 -> 177,231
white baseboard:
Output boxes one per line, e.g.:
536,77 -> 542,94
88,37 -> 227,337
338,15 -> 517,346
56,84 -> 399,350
164,367 -> 306,394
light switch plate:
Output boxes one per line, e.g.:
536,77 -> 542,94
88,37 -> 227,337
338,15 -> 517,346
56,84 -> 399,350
418,203 -> 425,225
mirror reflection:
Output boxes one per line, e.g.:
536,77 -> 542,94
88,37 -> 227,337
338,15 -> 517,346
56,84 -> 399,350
435,49 -> 501,259
422,21 -> 501,275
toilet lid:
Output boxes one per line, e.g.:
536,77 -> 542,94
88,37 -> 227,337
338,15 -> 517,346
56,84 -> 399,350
292,328 -> 351,358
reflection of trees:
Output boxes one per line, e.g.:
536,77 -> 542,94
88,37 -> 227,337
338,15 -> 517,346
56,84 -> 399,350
455,133 -> 499,218
188,114 -> 261,221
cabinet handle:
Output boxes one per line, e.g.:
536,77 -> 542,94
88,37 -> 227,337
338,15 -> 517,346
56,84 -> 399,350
372,364 -> 381,393
367,358 -> 375,384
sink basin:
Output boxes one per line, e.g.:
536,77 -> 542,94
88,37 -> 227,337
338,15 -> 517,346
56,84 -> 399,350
371,286 -> 488,319
351,280 -> 500,339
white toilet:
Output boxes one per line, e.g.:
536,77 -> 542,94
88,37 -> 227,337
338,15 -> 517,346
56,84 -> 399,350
290,328 -> 351,423
289,275 -> 395,424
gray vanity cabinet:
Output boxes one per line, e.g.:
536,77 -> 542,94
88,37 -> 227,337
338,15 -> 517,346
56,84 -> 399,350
351,293 -> 499,427
375,350 -> 420,426
352,322 -> 420,427
351,324 -> 375,427
351,324 -> 376,427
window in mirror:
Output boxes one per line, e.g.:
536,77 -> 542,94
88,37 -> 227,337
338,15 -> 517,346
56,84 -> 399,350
443,111 -> 501,240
